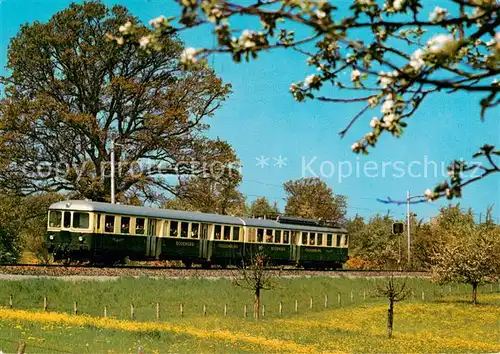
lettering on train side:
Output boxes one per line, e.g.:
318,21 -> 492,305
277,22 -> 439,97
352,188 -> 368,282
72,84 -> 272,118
270,247 -> 287,252
176,241 -> 195,247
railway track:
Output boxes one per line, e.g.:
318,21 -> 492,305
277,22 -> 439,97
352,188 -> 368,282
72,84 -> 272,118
0,263 -> 429,278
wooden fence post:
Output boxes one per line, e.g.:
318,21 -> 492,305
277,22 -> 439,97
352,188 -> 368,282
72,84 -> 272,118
244,304 -> 247,318
9,294 -> 13,309
421,290 -> 425,301
490,283 -> 493,293
203,304 -> 207,316
338,293 -> 341,306
279,301 -> 283,316
156,302 -> 160,320
448,285 -> 452,294
262,305 -> 265,318
363,290 -> 366,301
295,300 -> 298,313
130,304 -> 135,320
309,297 -> 313,309
104,305 -> 108,318
324,294 -> 328,308
43,296 -> 47,312
224,304 -> 227,317
73,301 -> 78,315
180,303 -> 184,317
350,291 -> 354,302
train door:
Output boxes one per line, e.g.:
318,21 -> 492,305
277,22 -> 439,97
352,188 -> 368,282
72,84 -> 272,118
200,223 -> 211,261
146,219 -> 159,259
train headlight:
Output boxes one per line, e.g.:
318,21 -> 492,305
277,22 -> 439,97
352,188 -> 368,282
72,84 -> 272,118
78,236 -> 84,242
49,235 -> 54,240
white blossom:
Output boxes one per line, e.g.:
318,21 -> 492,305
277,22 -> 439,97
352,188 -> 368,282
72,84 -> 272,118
289,83 -> 299,92
180,47 -> 198,64
351,142 -> 361,151
119,21 -> 133,33
149,15 -> 167,28
410,48 -> 425,71
382,113 -> 398,126
116,37 -> 125,45
139,35 -> 152,48
378,71 -> 396,89
350,69 -> 361,82
429,6 -> 449,23
356,0 -> 374,5
239,30 -> 257,49
381,98 -> 395,114
304,74 -> 319,87
427,34 -> 455,53
368,96 -> 378,107
315,10 -> 327,19
424,188 -> 433,199
370,117 -> 380,127
393,0 -> 405,11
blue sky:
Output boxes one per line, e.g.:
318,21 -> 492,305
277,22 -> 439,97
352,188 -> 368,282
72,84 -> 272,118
1,0 -> 499,222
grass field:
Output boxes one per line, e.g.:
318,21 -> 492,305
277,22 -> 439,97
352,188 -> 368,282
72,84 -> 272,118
0,276 -> 499,353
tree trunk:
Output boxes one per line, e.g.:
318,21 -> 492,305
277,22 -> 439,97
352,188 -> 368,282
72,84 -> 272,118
254,288 -> 260,320
472,283 -> 478,305
387,300 -> 394,339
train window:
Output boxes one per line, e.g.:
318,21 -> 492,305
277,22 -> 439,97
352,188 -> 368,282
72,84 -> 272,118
336,234 -> 341,247
191,223 -> 199,238
73,213 -> 89,229
344,235 -> 349,246
283,231 -> 290,244
105,215 -> 115,233
136,218 -> 145,235
309,233 -> 316,245
233,227 -> 240,241
327,234 -> 333,246
121,217 -> 130,234
275,230 -> 281,243
170,221 -> 178,237
301,232 -> 307,245
49,211 -> 62,228
257,229 -> 264,243
265,229 -> 273,243
317,233 -> 323,246
180,222 -> 189,238
214,225 -> 222,240
63,212 -> 71,228
223,225 -> 231,240
97,214 -> 101,230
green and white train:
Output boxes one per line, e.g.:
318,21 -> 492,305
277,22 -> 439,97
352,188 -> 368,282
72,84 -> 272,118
46,200 -> 349,268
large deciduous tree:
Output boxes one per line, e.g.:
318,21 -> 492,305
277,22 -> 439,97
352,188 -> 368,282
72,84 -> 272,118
0,1 -> 235,202
119,0 -> 500,201
283,177 -> 347,225
163,174 -> 246,215
247,197 -> 280,218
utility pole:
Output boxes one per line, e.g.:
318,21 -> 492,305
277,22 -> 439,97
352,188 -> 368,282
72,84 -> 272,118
111,139 -> 115,204
406,190 -> 411,266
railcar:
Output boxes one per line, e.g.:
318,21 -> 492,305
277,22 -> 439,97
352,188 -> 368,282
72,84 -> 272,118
46,200 -> 349,268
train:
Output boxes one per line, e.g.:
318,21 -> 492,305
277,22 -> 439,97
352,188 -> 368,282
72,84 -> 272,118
46,200 -> 349,268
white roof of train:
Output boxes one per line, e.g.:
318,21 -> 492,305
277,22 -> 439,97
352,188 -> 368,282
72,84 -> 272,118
49,200 -> 347,233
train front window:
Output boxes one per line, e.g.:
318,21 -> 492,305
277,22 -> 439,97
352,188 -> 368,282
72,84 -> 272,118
121,217 -> 130,234
344,235 -> 349,246
336,234 -> 341,247
191,223 -> 199,238
317,233 -> 323,246
214,225 -> 222,240
233,227 -> 240,241
105,215 -> 115,233
275,230 -> 281,243
136,218 -> 145,234
73,212 -> 89,229
181,222 -> 189,238
170,221 -> 178,236
327,234 -> 333,246
49,211 -> 62,228
283,231 -> 290,244
301,232 -> 307,245
309,232 -> 316,245
63,212 -> 71,228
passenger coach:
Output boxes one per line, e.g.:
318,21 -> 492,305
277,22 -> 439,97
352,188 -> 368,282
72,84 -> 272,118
46,200 -> 349,268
